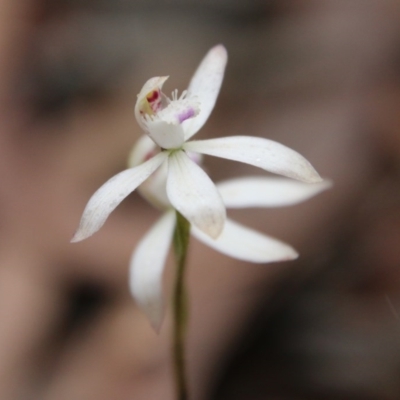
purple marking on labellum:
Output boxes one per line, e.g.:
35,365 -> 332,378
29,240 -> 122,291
176,107 -> 195,123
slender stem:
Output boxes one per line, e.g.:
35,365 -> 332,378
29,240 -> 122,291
172,211 -> 191,400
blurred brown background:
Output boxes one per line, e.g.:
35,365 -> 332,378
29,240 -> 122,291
0,1 -> 400,399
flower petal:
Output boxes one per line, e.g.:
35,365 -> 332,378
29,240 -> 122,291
129,210 -> 176,332
192,218 -> 298,263
182,45 -> 228,140
184,136 -> 322,183
217,177 -> 332,208
167,150 -> 226,239
71,151 -> 168,242
145,118 -> 185,149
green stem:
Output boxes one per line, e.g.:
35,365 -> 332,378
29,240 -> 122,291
172,211 -> 191,400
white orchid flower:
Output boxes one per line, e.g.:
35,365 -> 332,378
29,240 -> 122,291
71,44 -> 328,330
127,135 -> 330,330
72,44 -> 322,242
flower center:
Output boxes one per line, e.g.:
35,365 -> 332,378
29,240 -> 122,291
136,79 -> 200,149
141,89 -> 200,126
152,90 -> 200,125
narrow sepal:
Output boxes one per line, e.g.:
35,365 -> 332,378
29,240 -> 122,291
192,218 -> 298,263
185,136 -> 322,183
183,45 -> 228,140
71,152 -> 168,242
129,211 -> 176,332
218,177 -> 332,208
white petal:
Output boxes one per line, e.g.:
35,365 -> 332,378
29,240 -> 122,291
167,150 -> 226,239
145,119 -> 185,149
184,136 -> 322,183
192,218 -> 298,263
71,152 -> 168,242
182,45 -> 228,140
217,177 -> 332,208
129,211 -> 176,332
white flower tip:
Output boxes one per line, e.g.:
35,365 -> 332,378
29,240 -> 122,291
70,227 -> 90,243
320,179 -> 334,190
300,178 -> 333,198
285,248 -> 299,261
304,178 -> 333,196
150,316 -> 163,334
207,44 -> 228,72
271,243 -> 299,262
190,207 -> 226,240
211,44 -> 228,59
70,211 -> 104,243
177,207 -> 225,240
271,243 -> 299,263
205,220 -> 224,240
302,166 -> 324,183
70,233 -> 82,243
138,301 -> 165,333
